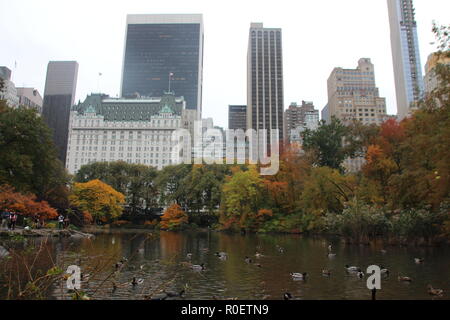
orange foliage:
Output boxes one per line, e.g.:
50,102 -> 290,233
160,204 -> 188,230
0,185 -> 58,221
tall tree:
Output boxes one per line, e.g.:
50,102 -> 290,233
301,117 -> 349,170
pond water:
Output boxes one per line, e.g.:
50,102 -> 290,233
2,230 -> 450,300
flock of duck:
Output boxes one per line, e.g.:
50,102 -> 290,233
95,243 -> 445,300
177,243 -> 445,300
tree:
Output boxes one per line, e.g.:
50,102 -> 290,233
302,117 -> 349,170
75,161 -> 159,213
155,164 -> 192,208
300,167 -> 355,216
160,204 -> 188,231
69,180 -> 125,223
0,185 -> 58,222
0,105 -> 70,209
220,166 -> 266,231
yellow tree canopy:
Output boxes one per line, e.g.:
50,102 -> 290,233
69,179 -> 125,222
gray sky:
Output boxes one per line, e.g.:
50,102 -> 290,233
1,0 -> 448,129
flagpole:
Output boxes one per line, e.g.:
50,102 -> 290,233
168,73 -> 171,93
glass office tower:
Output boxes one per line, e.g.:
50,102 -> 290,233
121,14 -> 203,118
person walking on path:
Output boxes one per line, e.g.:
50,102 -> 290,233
64,216 -> 70,229
10,212 -> 17,230
58,215 -> 64,229
1,210 -> 9,230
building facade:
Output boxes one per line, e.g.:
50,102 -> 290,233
387,0 -> 424,120
247,23 -> 284,146
66,92 -> 192,174
326,58 -> 388,173
228,105 -> 247,131
42,61 -> 79,165
326,58 -> 387,126
121,14 -> 204,118
0,66 -> 19,108
284,101 -> 319,143
16,87 -> 43,113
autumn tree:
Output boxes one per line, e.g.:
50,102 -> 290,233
0,105 -> 70,210
220,166 -> 267,231
160,204 -> 188,231
69,179 -> 125,224
0,185 -> 58,222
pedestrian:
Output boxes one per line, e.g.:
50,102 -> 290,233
58,214 -> 64,229
64,216 -> 70,229
1,210 -> 9,230
10,212 -> 17,230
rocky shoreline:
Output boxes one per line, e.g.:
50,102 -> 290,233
0,228 -> 95,239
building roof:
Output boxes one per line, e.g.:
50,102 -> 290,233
73,92 -> 184,121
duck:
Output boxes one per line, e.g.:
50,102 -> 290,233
328,244 -> 333,252
255,252 -> 263,258
345,265 -> 359,272
322,269 -> 332,276
380,249 -> 387,254
327,252 -> 336,258
80,273 -> 91,281
291,272 -> 308,280
192,263 -> 205,271
180,261 -> 192,268
277,246 -> 285,253
427,285 -> 443,296
414,258 -> 424,264
254,263 -> 263,268
131,277 -> 144,286
201,248 -> 209,253
283,292 -> 293,300
398,275 -> 412,282
244,256 -> 253,264
186,253 -> 193,259
357,269 -> 365,279
165,289 -> 185,298
215,252 -> 227,260
380,266 -> 389,275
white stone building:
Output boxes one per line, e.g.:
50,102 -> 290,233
66,91 -> 193,174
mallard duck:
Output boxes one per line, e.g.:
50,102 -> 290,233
357,269 -> 365,279
283,292 -> 293,300
427,285 -> 443,296
215,252 -> 227,260
291,272 -> 308,280
165,289 -> 185,298
322,269 -> 332,276
131,277 -> 144,286
186,253 -> 193,259
414,258 -> 424,264
255,252 -> 263,258
345,265 -> 359,272
244,256 -> 253,264
398,275 -> 412,282
192,263 -> 205,271
380,266 -> 389,275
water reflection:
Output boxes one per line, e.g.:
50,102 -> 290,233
2,230 -> 450,300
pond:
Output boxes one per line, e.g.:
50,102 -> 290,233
1,230 -> 450,300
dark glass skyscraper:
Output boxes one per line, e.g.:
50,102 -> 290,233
42,61 -> 78,166
228,105 -> 247,131
121,14 -> 203,118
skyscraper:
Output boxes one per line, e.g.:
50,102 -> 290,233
42,61 -> 78,165
284,101 -> 319,144
228,105 -> 247,131
247,23 -> 284,145
387,0 -> 424,120
326,58 -> 387,126
121,14 -> 204,118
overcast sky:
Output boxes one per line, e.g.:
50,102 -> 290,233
1,0 -> 448,128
